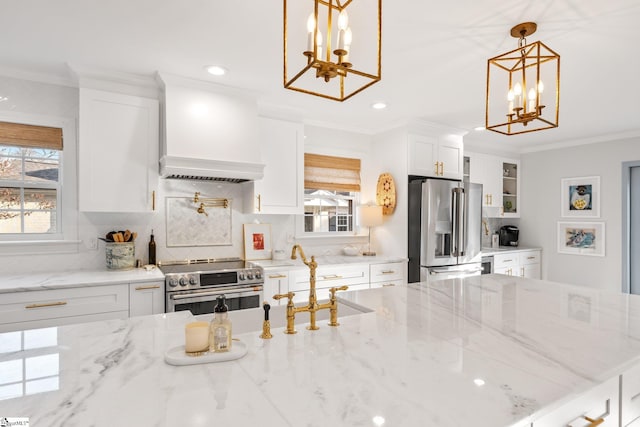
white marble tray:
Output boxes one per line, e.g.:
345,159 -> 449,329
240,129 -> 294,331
164,340 -> 247,366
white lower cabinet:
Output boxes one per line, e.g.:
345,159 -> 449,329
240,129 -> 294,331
129,281 -> 164,317
494,250 -> 541,279
370,261 -> 405,289
532,376 -> 619,426
622,363 -> 640,426
290,263 -> 370,304
263,270 -> 290,305
0,285 -> 129,332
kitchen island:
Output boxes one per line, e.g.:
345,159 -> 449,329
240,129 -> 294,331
2,274 -> 640,426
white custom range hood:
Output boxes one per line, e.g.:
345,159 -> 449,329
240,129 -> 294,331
160,156 -> 264,183
158,73 -> 265,182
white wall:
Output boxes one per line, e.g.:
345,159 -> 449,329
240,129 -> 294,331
370,127 -> 408,258
0,77 -> 381,274
520,138 -> 640,291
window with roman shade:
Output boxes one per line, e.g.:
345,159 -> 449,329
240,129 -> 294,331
303,153 -> 360,234
0,121 -> 63,235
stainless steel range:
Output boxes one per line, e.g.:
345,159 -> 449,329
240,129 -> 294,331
159,258 -> 263,315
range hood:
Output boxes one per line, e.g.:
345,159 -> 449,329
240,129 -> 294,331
160,155 -> 264,183
157,73 -> 265,182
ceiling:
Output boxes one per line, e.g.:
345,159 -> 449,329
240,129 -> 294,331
1,0 -> 639,152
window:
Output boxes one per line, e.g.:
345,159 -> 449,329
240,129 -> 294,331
0,121 -> 63,236
303,153 -> 360,235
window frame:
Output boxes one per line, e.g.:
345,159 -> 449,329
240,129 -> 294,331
0,147 -> 62,235
300,189 -> 359,237
0,112 -> 78,255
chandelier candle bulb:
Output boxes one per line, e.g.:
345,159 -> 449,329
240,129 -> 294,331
507,90 -> 514,114
513,82 -> 522,109
528,88 -> 536,112
306,14 -> 315,53
336,10 -> 349,50
537,80 -> 544,104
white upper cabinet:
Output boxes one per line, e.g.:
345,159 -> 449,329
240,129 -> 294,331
79,88 -> 159,212
467,152 -> 521,218
408,133 -> 463,180
243,117 -> 304,214
468,152 -> 502,209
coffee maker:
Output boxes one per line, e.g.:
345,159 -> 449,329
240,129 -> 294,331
498,225 -> 519,247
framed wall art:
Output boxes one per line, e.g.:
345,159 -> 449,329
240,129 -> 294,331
557,221 -> 605,257
243,223 -> 272,260
560,176 -> 600,218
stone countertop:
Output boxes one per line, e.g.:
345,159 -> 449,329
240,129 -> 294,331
0,267 -> 165,293
250,255 -> 407,271
481,246 -> 542,255
1,274 -> 640,426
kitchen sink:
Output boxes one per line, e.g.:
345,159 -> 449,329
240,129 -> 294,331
195,299 -> 372,335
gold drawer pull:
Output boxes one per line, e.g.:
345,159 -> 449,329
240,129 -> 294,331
503,259 -> 513,263
527,256 -> 536,260
382,283 -> 396,287
135,285 -> 161,291
268,274 -> 287,279
381,270 -> 395,274
321,275 -> 343,280
583,416 -> 604,427
26,301 -> 67,309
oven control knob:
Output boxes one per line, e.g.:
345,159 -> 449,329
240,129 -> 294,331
168,278 -> 179,287
255,270 -> 262,280
238,272 -> 246,281
179,277 -> 188,286
189,276 -> 197,285
247,272 -> 254,280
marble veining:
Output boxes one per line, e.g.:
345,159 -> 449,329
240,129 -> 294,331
2,275 -> 640,426
0,268 -> 164,293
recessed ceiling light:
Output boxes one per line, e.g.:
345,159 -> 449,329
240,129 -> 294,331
474,126 -> 486,131
371,102 -> 387,110
205,65 -> 227,76
0,96 -> 8,102
474,378 -> 486,386
372,415 -> 386,426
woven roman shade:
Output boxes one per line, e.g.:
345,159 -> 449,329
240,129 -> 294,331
0,121 -> 63,150
304,153 -> 361,192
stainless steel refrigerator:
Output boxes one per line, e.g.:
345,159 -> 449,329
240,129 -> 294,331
408,177 -> 483,283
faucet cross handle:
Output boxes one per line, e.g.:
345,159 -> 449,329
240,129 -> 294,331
328,286 -> 349,327
329,286 -> 349,299
273,292 -> 295,304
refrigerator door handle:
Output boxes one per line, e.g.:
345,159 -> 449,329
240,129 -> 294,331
452,187 -> 465,257
451,188 -> 458,257
458,188 -> 466,256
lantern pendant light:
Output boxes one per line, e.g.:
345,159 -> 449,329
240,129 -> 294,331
486,22 -> 560,135
284,0 -> 382,102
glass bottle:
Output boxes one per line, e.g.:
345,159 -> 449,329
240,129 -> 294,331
148,230 -> 156,265
209,295 -> 232,353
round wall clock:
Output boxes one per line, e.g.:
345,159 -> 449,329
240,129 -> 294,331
376,172 -> 396,215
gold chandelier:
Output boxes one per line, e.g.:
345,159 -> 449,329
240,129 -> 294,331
486,22 -> 560,135
283,0 -> 382,102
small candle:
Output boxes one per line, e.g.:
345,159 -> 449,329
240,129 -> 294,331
185,321 -> 209,355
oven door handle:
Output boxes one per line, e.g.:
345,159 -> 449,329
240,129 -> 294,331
170,288 -> 262,301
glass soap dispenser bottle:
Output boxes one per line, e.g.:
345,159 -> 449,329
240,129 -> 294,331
210,295 -> 232,353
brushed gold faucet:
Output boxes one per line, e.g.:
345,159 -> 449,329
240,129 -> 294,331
273,245 -> 349,334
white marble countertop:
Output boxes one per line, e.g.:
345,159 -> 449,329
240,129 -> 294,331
0,267 -> 165,293
1,274 -> 639,426
481,246 -> 542,255
250,255 -> 407,271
